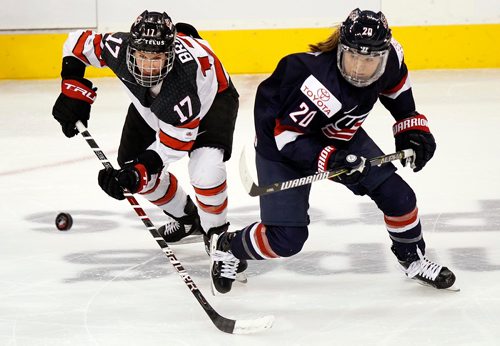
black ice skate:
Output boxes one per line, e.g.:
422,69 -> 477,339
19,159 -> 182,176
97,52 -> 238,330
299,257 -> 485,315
210,227 -> 248,294
392,246 -> 457,290
158,196 -> 203,242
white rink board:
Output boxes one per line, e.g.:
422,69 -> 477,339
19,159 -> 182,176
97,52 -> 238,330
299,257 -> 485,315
2,0 -> 499,31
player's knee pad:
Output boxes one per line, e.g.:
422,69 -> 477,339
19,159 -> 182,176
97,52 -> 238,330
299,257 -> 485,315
188,147 -> 226,188
266,225 -> 309,257
370,173 -> 417,216
188,148 -> 228,229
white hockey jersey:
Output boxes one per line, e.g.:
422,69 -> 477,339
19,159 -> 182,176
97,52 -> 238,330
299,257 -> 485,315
62,30 -> 230,166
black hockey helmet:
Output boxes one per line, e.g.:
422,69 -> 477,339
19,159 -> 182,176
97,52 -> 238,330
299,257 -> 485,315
127,10 -> 177,87
339,8 -> 392,53
337,9 -> 392,87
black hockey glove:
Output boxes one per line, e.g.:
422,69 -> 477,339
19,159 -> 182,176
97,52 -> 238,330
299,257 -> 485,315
393,114 -> 436,172
98,163 -> 148,200
98,150 -> 163,200
52,77 -> 97,138
318,146 -> 370,186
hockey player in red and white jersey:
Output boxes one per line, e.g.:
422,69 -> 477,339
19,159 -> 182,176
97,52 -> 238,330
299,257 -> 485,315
52,11 -> 239,245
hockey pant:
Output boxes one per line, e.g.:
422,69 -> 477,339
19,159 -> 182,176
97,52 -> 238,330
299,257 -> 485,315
117,81 -> 238,232
230,173 -> 424,261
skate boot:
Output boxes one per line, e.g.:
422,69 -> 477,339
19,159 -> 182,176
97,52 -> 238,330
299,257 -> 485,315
158,196 -> 203,242
209,225 -> 247,294
392,245 -> 456,289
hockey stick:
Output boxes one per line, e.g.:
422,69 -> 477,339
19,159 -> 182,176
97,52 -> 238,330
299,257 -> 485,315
239,148 -> 415,197
75,121 -> 274,334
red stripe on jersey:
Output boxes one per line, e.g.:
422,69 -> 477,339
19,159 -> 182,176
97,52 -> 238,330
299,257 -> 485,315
253,224 -> 279,259
152,174 -> 178,206
177,34 -> 194,48
383,72 -> 408,95
196,197 -> 228,214
197,56 -> 212,77
274,118 -> 304,136
72,30 -> 92,65
193,181 -> 227,196
178,118 -> 200,129
321,119 -> 364,141
384,207 -> 419,228
192,40 -> 229,93
159,130 -> 194,151
140,175 -> 161,195
322,126 -> 336,137
92,34 -> 106,67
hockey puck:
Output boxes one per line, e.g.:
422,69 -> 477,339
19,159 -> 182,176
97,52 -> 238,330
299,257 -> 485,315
55,212 -> 73,231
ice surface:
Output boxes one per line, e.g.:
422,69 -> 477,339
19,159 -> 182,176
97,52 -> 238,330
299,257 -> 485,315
1,70 -> 500,345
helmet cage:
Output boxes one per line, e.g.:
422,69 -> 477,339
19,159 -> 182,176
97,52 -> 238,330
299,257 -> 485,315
337,43 -> 389,87
126,10 -> 176,87
337,8 -> 392,87
126,45 -> 175,87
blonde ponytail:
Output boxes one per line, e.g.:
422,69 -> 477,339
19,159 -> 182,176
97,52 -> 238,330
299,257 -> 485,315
308,26 -> 341,53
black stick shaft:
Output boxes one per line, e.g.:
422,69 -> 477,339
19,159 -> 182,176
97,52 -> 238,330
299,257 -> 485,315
75,121 -> 236,333
242,149 -> 415,197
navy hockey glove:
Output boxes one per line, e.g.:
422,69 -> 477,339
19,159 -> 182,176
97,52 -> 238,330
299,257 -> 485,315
52,77 -> 97,138
393,114 -> 436,172
318,146 -> 370,186
98,163 -> 148,200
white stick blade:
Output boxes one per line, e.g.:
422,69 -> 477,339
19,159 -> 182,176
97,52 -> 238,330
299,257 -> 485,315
233,315 -> 275,334
239,149 -> 255,194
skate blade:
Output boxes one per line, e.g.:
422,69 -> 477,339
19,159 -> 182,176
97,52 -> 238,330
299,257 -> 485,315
210,274 -> 246,296
445,285 -> 461,292
209,233 -> 221,296
170,234 -> 204,245
210,282 -> 219,296
235,272 -> 248,284
415,279 -> 461,292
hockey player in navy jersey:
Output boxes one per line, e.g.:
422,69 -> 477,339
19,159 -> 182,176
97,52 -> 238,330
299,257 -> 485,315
210,8 -> 456,294
52,11 -> 239,244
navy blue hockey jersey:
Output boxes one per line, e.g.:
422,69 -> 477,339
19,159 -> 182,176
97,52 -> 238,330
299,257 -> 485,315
254,38 -> 416,172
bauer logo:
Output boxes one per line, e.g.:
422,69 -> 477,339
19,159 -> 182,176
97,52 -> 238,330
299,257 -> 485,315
301,76 -> 341,118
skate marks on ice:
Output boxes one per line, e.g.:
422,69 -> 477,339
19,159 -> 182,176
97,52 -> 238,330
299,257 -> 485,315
312,199 -> 500,233
62,249 -> 207,283
59,243 -> 498,283
25,198 -> 500,234
25,199 -> 500,284
25,205 -> 263,234
27,210 -> 129,233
